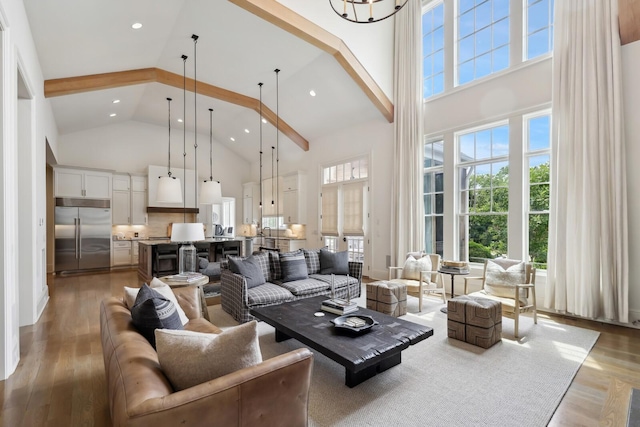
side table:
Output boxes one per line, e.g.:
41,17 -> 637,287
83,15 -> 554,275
159,275 -> 210,321
437,269 -> 469,313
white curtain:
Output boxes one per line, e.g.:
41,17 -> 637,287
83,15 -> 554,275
321,185 -> 339,236
546,0 -> 628,322
343,181 -> 365,236
392,0 -> 424,265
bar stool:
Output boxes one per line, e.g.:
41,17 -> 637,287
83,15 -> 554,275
154,244 -> 179,276
195,242 -> 210,260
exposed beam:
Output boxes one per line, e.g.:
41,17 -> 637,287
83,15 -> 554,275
619,0 -> 640,45
229,0 -> 394,123
44,68 -> 309,151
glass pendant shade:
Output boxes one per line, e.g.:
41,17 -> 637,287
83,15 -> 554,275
200,180 -> 222,205
156,176 -> 182,203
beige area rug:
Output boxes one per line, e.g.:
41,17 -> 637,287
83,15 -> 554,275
208,294 -> 599,427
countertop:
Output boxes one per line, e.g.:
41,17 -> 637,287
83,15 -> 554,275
137,237 -> 243,246
242,236 -> 307,241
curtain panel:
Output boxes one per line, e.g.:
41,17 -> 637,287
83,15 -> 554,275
392,0 -> 425,265
546,0 -> 628,322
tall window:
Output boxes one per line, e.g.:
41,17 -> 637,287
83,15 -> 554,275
525,112 -> 551,268
457,0 -> 510,85
321,157 -> 368,262
525,0 -> 554,60
458,123 -> 509,262
422,2 -> 445,99
424,140 -> 444,256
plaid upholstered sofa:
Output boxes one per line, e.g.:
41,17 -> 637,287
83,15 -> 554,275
221,248 -> 363,323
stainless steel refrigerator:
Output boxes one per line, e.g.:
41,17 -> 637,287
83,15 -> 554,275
55,198 -> 111,273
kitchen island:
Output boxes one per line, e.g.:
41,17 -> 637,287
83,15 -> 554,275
137,238 -> 242,283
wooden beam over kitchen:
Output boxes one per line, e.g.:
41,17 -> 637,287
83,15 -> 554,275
229,0 -> 394,123
620,0 -> 640,45
44,68 -> 309,152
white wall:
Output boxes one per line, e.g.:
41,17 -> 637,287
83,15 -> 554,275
622,40 -> 640,323
0,0 -> 58,380
276,0 -> 394,100
57,120 -> 252,226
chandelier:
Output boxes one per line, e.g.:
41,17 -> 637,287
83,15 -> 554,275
329,0 -> 409,23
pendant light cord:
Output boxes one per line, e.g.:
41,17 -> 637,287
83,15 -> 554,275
167,97 -> 172,177
275,69 -> 280,244
258,82 -> 264,230
208,108 -> 213,181
182,54 -> 188,223
192,34 -> 199,214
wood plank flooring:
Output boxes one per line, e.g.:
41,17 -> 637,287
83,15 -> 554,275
1,270 -> 639,426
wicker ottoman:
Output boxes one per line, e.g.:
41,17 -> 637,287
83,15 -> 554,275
447,296 -> 502,348
366,281 -> 407,317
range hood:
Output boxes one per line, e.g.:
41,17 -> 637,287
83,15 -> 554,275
147,207 -> 199,214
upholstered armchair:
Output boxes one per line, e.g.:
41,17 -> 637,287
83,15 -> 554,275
388,252 -> 446,312
463,258 -> 537,338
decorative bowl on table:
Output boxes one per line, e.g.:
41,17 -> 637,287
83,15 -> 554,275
331,315 -> 378,335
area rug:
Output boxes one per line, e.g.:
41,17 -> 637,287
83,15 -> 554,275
629,388 -> 640,427
208,295 -> 599,427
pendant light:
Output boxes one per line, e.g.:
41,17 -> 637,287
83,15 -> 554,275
156,97 -> 182,203
200,107 -> 222,204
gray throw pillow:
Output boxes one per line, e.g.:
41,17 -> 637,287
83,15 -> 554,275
229,255 -> 265,289
198,257 -> 209,269
303,248 -> 323,275
279,250 -> 308,282
130,283 -> 184,348
319,249 -> 349,275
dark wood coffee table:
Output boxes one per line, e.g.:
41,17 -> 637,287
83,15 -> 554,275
251,295 -> 433,387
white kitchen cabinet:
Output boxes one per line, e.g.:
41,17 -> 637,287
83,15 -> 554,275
130,175 -> 147,225
282,172 -> 307,224
113,241 -> 132,266
54,167 -> 112,199
113,174 -> 147,225
275,239 -> 307,252
242,182 -> 260,224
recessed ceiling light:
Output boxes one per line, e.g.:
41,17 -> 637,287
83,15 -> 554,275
110,113 -> 117,117
230,137 -> 236,142
309,90 -> 316,97
131,23 -> 143,30
262,118 -> 267,124
177,118 -> 183,123
244,129 -> 250,133
112,99 -> 120,104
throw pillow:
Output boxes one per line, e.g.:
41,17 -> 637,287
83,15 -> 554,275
229,255 -> 266,289
123,278 -> 189,326
400,255 -> 433,281
155,321 -> 263,391
303,248 -> 324,275
268,251 -> 282,281
319,249 -> 349,275
198,257 -> 209,269
279,250 -> 308,282
130,284 -> 184,348
484,259 -> 528,303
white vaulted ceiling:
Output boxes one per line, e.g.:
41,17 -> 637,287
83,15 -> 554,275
24,0 -> 387,164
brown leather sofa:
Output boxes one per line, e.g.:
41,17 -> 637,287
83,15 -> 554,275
100,286 -> 313,427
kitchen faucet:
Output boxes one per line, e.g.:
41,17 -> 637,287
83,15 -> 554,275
261,227 -> 272,237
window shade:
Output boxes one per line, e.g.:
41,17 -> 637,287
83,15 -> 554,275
321,186 -> 339,236
342,181 -> 364,236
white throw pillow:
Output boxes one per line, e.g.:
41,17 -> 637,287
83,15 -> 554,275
123,278 -> 189,326
155,321 -> 263,391
401,255 -> 432,281
484,260 -> 527,304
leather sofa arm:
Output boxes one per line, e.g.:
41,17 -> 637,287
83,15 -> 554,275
172,286 -> 203,320
124,348 -> 314,427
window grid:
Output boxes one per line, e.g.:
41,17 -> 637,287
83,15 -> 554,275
324,236 -> 338,252
323,157 -> 368,185
525,0 -> 555,60
525,112 -> 551,269
457,0 -> 511,86
457,123 -> 510,262
424,140 -> 444,256
347,237 -> 365,262
423,2 -> 445,99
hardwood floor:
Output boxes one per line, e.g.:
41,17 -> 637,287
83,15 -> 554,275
1,270 -> 639,426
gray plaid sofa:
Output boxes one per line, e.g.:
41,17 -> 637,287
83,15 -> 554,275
221,249 -> 363,323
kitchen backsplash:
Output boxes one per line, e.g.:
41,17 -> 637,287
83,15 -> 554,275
112,212 -> 197,239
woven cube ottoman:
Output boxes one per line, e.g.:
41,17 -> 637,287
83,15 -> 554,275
366,281 -> 407,317
447,295 -> 502,348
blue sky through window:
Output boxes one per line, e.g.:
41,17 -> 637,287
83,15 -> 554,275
526,0 -> 554,59
423,3 -> 445,99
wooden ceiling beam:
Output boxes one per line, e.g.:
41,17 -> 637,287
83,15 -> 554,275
44,68 -> 309,151
619,0 -> 640,45
229,0 -> 394,123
